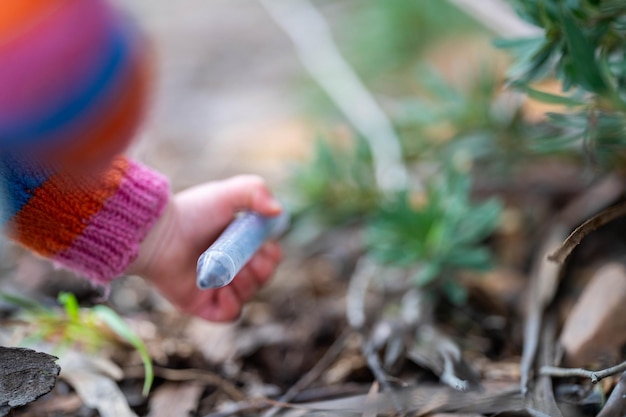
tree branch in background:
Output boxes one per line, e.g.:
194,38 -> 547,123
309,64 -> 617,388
447,0 -> 542,38
259,0 -> 410,194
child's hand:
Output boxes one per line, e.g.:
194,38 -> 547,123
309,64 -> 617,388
127,175 -> 283,322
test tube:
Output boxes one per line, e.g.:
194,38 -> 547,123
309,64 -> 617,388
196,211 -> 289,289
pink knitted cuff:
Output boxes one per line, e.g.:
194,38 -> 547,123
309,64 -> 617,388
52,160 -> 170,285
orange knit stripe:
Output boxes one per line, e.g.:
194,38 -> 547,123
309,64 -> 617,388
0,1 -> 66,42
8,157 -> 129,256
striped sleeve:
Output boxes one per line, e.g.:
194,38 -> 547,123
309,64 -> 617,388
0,155 -> 170,285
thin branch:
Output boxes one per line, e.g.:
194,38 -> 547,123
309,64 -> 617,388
259,0 -> 410,194
541,360 -> 626,384
362,338 -> 405,413
447,0 -> 543,38
440,350 -> 470,392
520,177 -> 624,395
548,201 -> 626,264
345,257 -> 405,412
520,226 -> 567,395
597,371 -> 626,417
123,365 -> 246,402
261,329 -> 352,417
346,257 -> 377,330
526,313 -> 564,417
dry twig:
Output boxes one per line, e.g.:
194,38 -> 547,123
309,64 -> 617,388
548,201 -> 626,264
520,227 -> 567,394
124,366 -> 246,402
597,371 -> 626,417
525,313 -> 564,417
347,258 -> 406,412
261,329 -> 352,417
541,359 -> 626,384
277,383 -> 523,417
520,176 -> 624,394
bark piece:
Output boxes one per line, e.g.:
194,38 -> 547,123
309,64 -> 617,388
559,263 -> 626,367
0,346 -> 60,416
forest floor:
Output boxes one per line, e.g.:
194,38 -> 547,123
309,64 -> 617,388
2,1 -> 626,416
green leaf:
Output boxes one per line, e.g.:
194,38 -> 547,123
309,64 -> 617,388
0,292 -> 50,313
93,306 -> 154,396
545,111 -> 589,128
58,292 -> 80,322
493,36 -> 544,51
413,262 -> 441,286
445,247 -> 492,270
442,280 -> 468,305
560,10 -> 609,93
454,199 -> 502,245
512,82 -> 586,106
513,40 -> 557,83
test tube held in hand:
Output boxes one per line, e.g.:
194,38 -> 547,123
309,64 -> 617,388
196,211 -> 289,289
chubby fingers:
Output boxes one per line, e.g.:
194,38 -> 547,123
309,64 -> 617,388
193,287 -> 242,322
230,241 -> 283,301
192,241 -> 282,322
249,241 -> 283,283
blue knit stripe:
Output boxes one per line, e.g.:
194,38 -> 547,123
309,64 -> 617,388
0,155 -> 51,225
0,23 -> 132,144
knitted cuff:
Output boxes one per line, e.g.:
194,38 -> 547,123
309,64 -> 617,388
4,157 -> 170,285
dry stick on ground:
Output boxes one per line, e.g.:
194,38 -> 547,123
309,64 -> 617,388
346,257 -> 406,413
520,226 -> 567,395
258,0 -> 410,194
275,383 -> 523,417
124,366 -> 246,402
261,329 -> 353,417
525,312 -> 564,417
520,175 -> 625,394
548,201 -> 626,264
541,360 -> 626,384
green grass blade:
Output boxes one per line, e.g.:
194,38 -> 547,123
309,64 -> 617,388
512,82 -> 586,106
58,292 -> 80,322
93,306 -> 154,396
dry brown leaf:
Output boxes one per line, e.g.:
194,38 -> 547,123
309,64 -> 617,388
146,382 -> 204,417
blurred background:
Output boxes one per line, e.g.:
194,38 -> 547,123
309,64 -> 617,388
124,0 -> 502,189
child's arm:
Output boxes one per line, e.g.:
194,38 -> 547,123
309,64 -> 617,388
2,155 -> 282,322
1,155 -> 169,285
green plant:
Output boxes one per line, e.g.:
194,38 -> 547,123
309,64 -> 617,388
365,167 -> 501,304
1,292 -> 154,396
499,0 -> 626,167
288,0 -> 626,314
393,66 -> 531,173
289,135 -> 381,225
333,0 -> 482,80
287,2 -> 517,303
